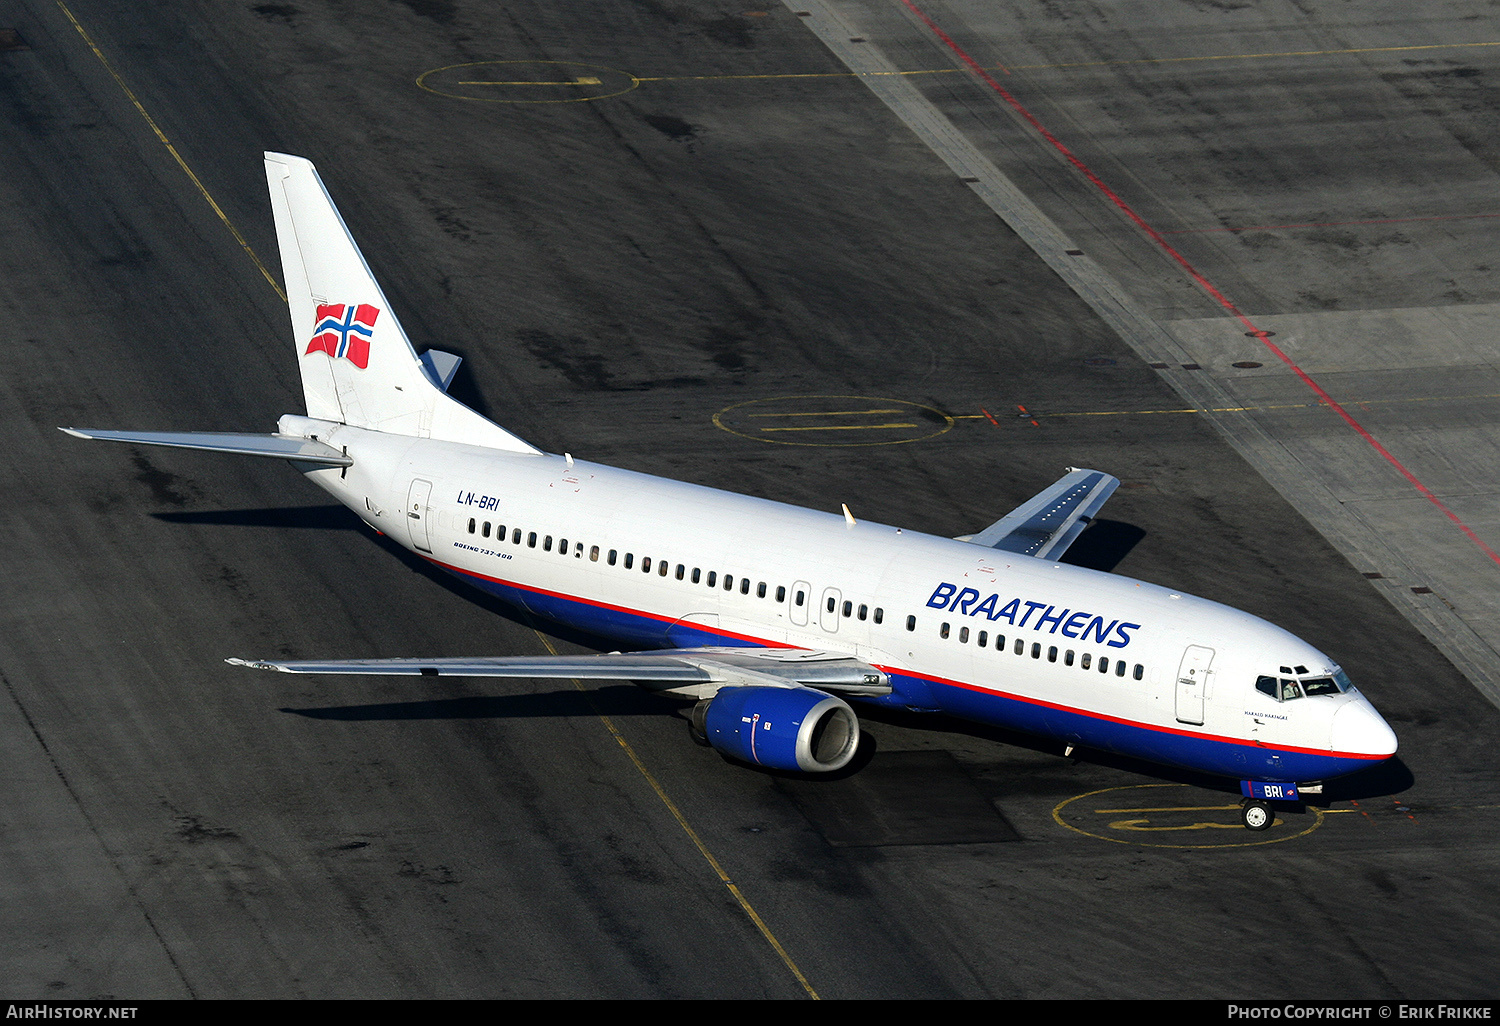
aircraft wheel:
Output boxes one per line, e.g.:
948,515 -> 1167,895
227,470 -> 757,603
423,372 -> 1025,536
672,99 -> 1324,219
1242,800 -> 1273,831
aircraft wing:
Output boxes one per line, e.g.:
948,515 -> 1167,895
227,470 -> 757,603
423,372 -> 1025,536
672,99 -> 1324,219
959,467 -> 1119,561
228,646 -> 892,699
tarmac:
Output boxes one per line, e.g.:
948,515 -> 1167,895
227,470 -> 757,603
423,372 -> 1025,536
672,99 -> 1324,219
0,0 -> 1496,999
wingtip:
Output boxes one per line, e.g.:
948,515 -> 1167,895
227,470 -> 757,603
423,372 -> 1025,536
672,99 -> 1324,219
225,657 -> 287,672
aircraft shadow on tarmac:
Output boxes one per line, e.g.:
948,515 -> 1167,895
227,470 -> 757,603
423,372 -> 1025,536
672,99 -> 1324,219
1059,518 -> 1145,573
154,505 -> 361,530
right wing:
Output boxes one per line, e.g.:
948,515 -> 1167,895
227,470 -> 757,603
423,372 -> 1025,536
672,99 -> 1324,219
228,646 -> 892,700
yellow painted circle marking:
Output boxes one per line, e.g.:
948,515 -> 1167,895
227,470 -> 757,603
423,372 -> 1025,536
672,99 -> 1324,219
416,61 -> 640,104
713,394 -> 955,447
1052,783 -> 1324,848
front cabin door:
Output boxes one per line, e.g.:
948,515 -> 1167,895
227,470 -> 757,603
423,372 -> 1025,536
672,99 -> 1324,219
1175,644 -> 1214,725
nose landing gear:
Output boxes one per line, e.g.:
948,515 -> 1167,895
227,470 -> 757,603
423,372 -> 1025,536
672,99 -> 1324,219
1241,799 -> 1274,831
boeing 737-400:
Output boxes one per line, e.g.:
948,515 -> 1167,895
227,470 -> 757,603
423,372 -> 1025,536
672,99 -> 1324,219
65,153 -> 1398,830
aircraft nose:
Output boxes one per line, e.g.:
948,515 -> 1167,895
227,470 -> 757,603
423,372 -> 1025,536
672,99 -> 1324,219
1331,698 -> 1398,758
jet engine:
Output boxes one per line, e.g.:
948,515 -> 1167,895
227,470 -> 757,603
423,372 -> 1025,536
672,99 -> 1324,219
694,685 -> 860,772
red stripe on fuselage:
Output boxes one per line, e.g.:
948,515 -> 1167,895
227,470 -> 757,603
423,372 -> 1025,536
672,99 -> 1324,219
428,554 -> 1380,762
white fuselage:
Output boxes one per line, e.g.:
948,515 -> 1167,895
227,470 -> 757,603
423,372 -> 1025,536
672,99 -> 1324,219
289,417 -> 1397,784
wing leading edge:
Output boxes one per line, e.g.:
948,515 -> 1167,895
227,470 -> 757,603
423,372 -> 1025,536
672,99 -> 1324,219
959,468 -> 1119,560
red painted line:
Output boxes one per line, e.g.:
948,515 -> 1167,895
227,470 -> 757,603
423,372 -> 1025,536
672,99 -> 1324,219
900,0 -> 1500,568
980,406 -> 999,426
1164,212 -> 1500,235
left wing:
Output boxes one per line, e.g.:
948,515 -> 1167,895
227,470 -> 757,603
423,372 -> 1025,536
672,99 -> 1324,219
229,646 -> 892,700
958,467 -> 1119,561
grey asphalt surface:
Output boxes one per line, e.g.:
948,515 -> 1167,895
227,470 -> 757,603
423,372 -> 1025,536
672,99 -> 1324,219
0,0 -> 1496,999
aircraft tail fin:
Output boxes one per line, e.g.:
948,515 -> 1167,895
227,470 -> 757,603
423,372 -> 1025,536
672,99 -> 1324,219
263,152 -> 540,454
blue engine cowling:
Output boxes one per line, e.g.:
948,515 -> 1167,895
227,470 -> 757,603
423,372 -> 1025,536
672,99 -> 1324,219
700,685 -> 859,772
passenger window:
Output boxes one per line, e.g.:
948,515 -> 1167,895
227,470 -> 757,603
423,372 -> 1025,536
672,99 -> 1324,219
940,622 -> 950,639
874,608 -> 883,624
659,561 -> 669,577
575,542 -> 583,557
1065,650 -> 1074,666
468,518 -> 476,534
842,600 -> 852,617
777,586 -> 786,602
1116,662 -> 1126,677
1081,653 -> 1092,670
857,604 -> 867,621
558,537 -> 567,555
498,526 -> 506,542
1014,639 -> 1024,655
1133,664 -> 1144,681
544,535 -> 553,552
624,553 -> 634,570
692,568 -> 701,584
528,532 -> 537,548
959,626 -> 969,643
795,589 -> 804,606
482,522 -> 491,538
724,575 -> 734,591
906,615 -> 915,632
757,582 -> 766,598
994,634 -> 1005,651
1047,646 -> 1057,663
707,571 -> 717,587
1099,658 -> 1109,674
512,529 -> 521,544
827,596 -> 836,613
1031,643 -> 1041,659
740,578 -> 749,594
641,557 -> 651,573
608,549 -> 617,565
677,565 -> 685,580
590,546 -> 600,562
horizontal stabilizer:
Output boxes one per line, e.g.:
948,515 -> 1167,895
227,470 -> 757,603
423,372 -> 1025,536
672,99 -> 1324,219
228,646 -> 890,699
419,349 -> 463,392
60,428 -> 352,466
961,468 -> 1119,560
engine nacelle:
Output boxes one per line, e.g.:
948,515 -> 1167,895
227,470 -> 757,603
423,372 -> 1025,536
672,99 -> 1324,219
699,685 -> 859,773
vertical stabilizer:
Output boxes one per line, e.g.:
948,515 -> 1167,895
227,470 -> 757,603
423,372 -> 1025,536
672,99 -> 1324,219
264,152 -> 541,454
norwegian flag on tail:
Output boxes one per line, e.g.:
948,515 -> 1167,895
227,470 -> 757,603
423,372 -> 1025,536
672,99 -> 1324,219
305,303 -> 380,369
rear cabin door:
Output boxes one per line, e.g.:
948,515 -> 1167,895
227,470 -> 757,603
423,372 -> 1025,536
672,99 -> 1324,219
1175,644 -> 1214,725
406,478 -> 433,553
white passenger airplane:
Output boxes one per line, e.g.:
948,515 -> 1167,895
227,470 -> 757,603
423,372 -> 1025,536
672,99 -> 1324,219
67,154 -> 1397,830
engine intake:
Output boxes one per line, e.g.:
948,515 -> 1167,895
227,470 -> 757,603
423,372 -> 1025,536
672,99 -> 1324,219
698,685 -> 859,773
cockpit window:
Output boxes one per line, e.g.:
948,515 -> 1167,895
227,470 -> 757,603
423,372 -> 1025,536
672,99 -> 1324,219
1301,676 -> 1341,697
1256,676 -> 1278,700
1279,678 -> 1303,701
